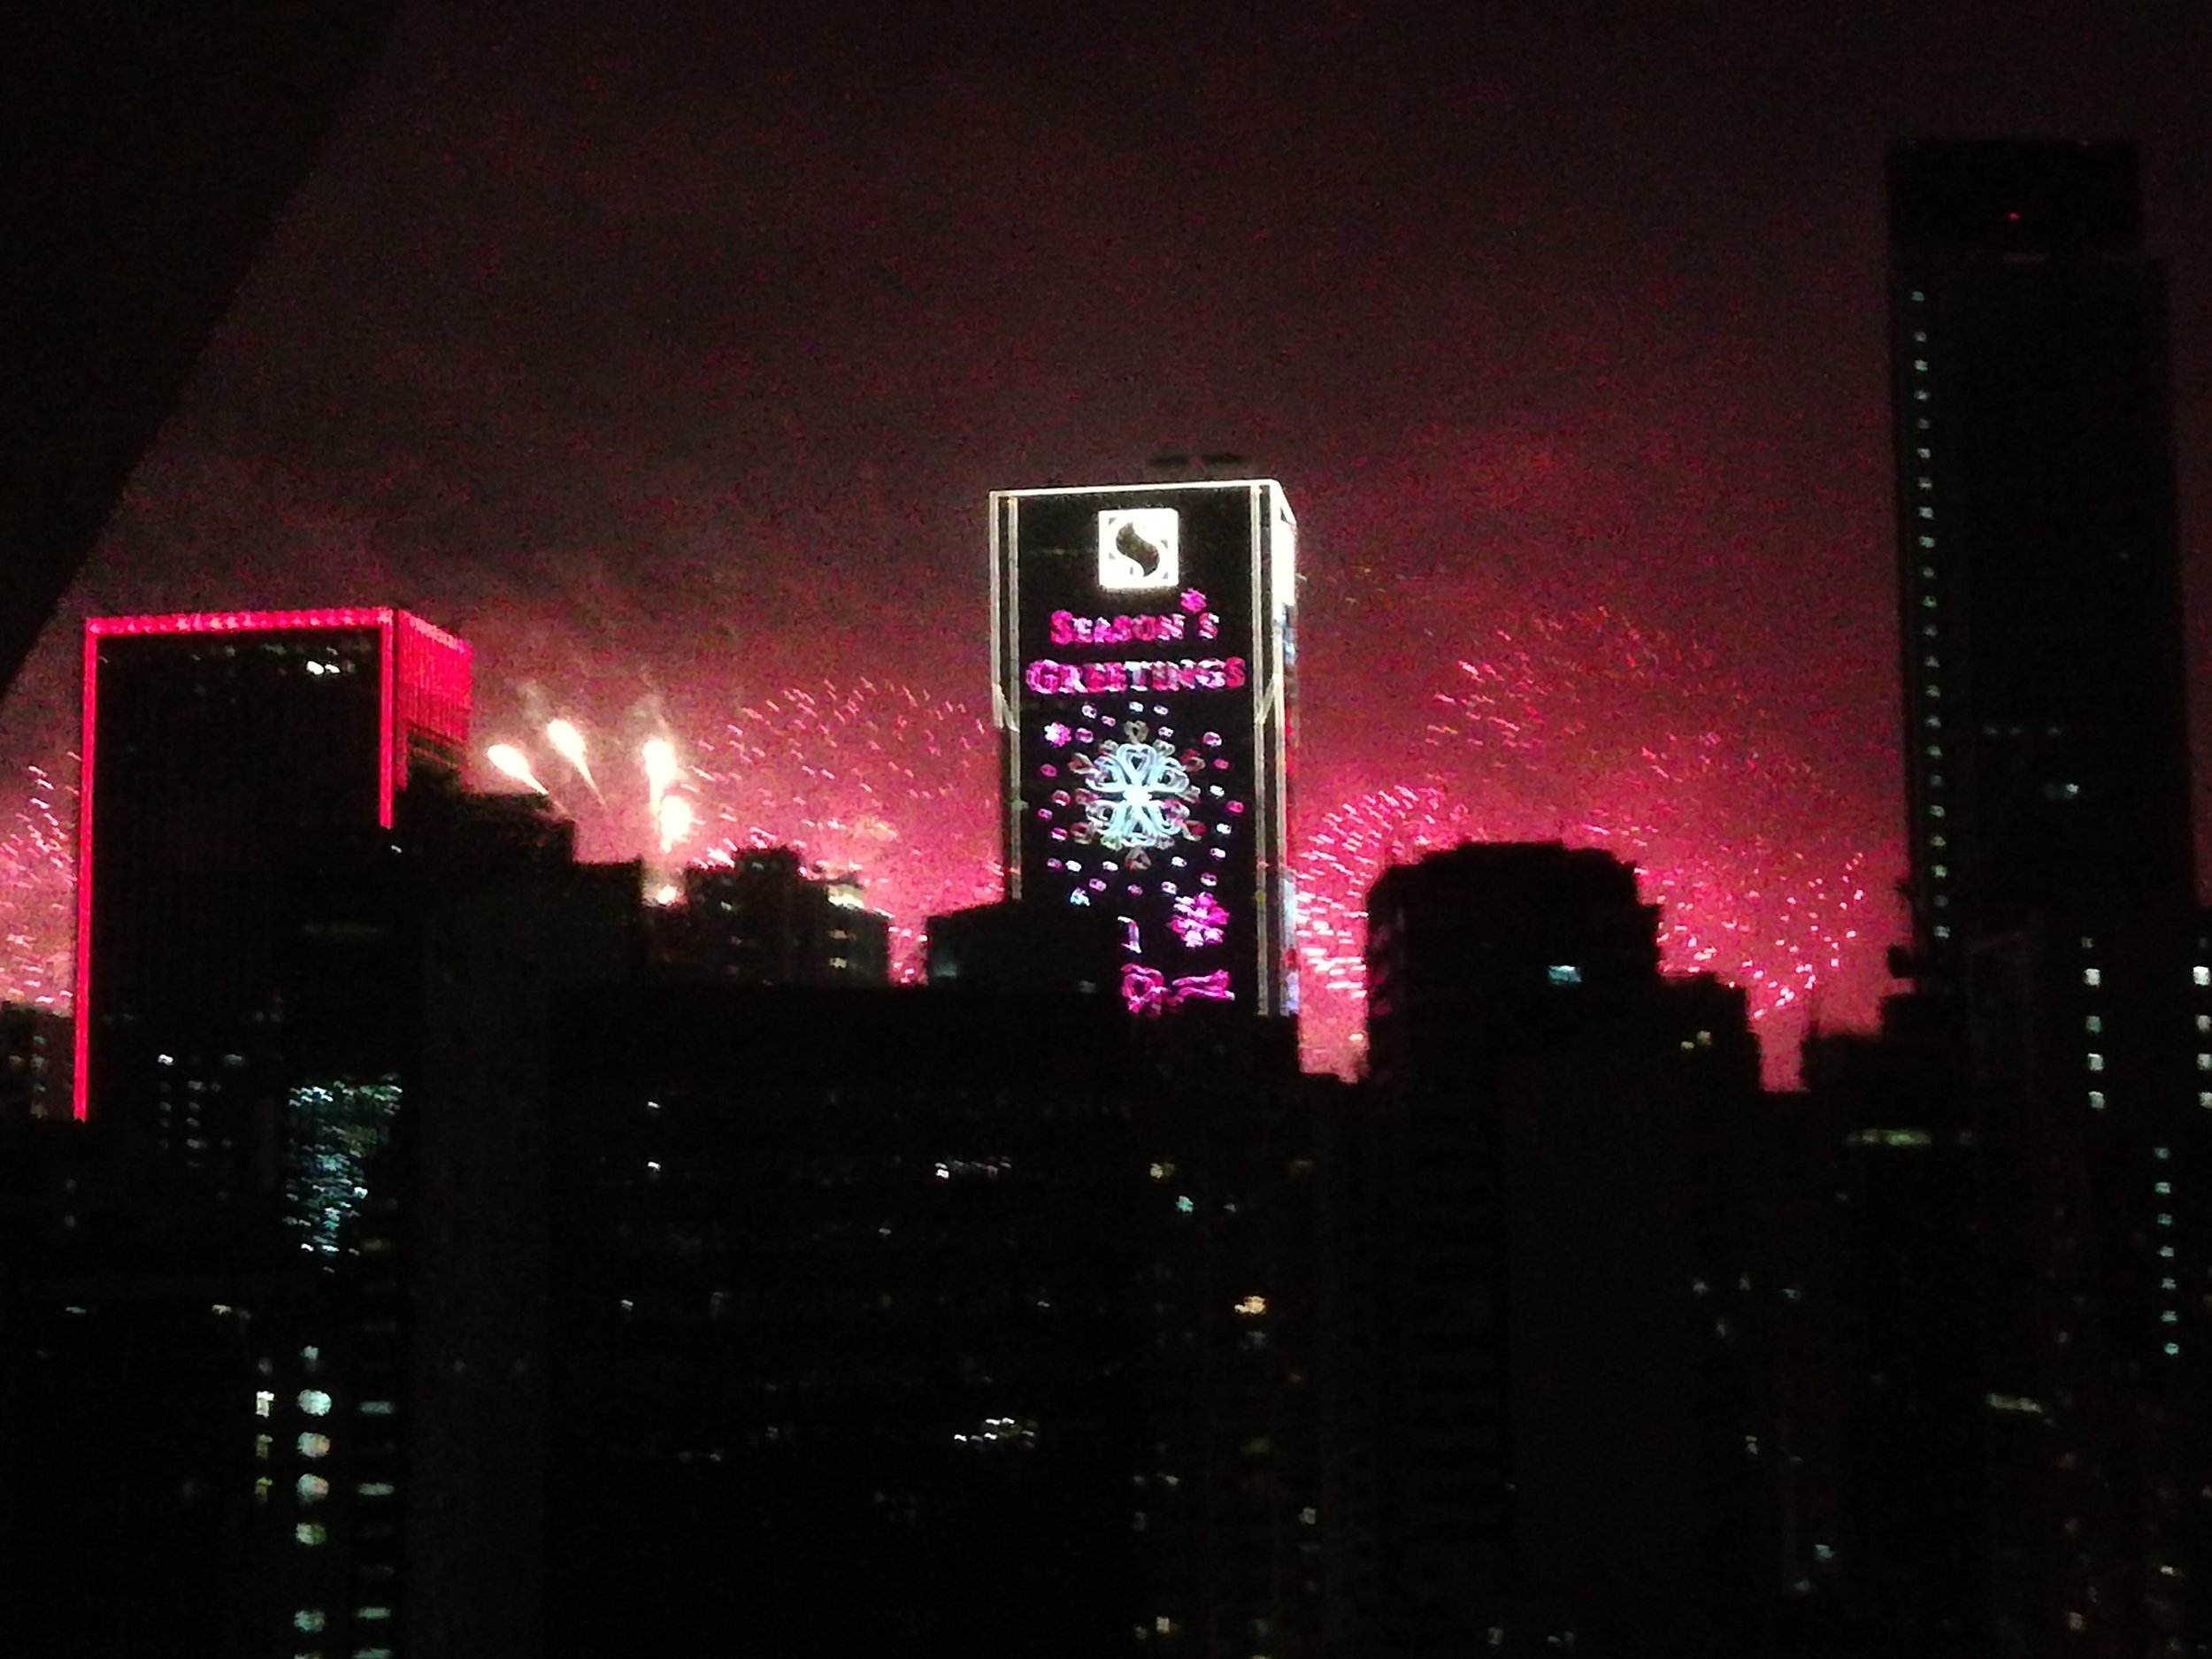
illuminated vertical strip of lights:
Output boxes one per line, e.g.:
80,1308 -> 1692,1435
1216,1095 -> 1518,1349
376,608 -> 397,831
1271,487 -> 1298,1016
1905,286 -> 1951,959
71,624 -> 98,1121
991,495 -> 1023,901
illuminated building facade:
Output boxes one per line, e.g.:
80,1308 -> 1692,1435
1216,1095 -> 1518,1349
991,480 -> 1297,1020
73,609 -> 470,1154
1888,141 -> 2207,1654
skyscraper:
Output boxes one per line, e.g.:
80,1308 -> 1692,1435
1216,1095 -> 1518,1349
73,610 -> 471,1164
1890,140 -> 2193,979
1888,141 -> 2207,1655
990,480 -> 1298,1020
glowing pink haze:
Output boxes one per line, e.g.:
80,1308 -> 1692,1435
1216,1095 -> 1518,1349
4,603 -> 1892,1087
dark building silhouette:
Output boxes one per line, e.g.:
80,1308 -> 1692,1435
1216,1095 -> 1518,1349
0,1002 -> 70,1121
73,610 -> 470,1166
1887,140 -> 2208,1656
649,845 -> 891,985
925,897 -> 1122,997
1801,1001 -> 1986,1657
1339,842 -> 1770,1656
1890,138 -> 2193,983
533,983 -> 1150,1658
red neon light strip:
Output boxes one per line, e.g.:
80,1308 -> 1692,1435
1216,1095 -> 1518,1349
71,626 -> 97,1122
377,613 -> 397,830
85,608 -> 397,639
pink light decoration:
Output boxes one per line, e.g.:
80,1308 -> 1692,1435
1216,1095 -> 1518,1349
1123,964 -> 1170,1017
1169,970 -> 1234,1005
1170,891 -> 1229,949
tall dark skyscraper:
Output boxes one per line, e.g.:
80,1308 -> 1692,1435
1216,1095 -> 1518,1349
1889,140 -> 2193,978
1888,141 -> 2208,1655
73,609 -> 471,1157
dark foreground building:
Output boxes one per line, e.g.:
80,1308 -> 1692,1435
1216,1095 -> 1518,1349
1336,842 -> 1770,1656
1887,140 -> 2208,1657
538,984 -> 1151,1658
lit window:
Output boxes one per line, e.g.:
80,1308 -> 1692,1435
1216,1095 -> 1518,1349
2198,1054 -> 2211,1072
2154,1181 -> 2172,1195
2085,1015 -> 2101,1033
256,1390 -> 275,1418
1546,964 -> 1581,986
297,1433 -> 330,1459
2165,1342 -> 2182,1356
2088,1092 -> 2106,1110
255,1434 -> 273,1460
2085,969 -> 2102,987
2086,1054 -> 2104,1072
358,1400 -> 396,1417
296,1474 -> 330,1503
254,1476 -> 273,1504
356,1607 -> 393,1622
1233,1295 -> 1268,1317
295,1523 -> 326,1547
294,1610 -> 326,1633
357,1482 -> 396,1497
297,1390 -> 333,1417
2196,966 -> 2209,987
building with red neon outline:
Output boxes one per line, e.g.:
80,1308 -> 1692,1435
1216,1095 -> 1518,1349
73,611 -> 470,1149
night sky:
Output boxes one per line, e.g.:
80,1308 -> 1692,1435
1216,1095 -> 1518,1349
6,1 -> 2210,1076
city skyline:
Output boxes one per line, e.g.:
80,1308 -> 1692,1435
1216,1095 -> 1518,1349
6,4 -> 2212,1079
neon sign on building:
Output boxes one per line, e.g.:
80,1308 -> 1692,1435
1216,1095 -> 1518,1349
991,481 -> 1297,1018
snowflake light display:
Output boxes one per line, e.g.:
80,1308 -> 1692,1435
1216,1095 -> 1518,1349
1069,723 -> 1201,857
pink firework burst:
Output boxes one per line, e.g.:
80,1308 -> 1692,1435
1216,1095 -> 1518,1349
685,680 -> 1002,970
0,763 -> 75,1010
1293,609 -> 1886,1083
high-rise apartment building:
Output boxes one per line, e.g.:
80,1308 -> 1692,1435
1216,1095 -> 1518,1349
1888,140 -> 2206,1656
1346,843 -> 1770,1656
1890,140 -> 2193,975
73,609 -> 470,1168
